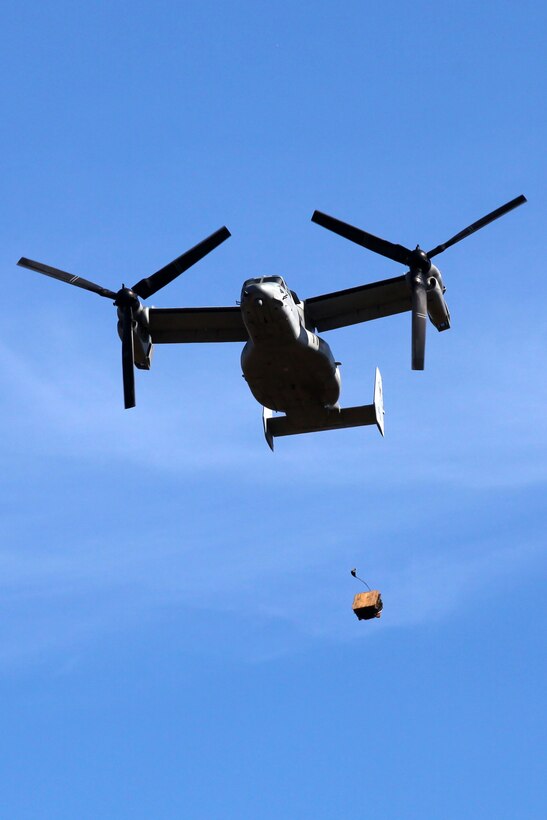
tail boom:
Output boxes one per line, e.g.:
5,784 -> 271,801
263,368 -> 384,450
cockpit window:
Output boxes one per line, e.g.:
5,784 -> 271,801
242,276 -> 287,290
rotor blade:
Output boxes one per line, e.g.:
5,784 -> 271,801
17,257 -> 117,300
121,306 -> 136,409
411,281 -> 427,370
427,194 -> 527,258
311,211 -> 411,265
132,226 -> 231,300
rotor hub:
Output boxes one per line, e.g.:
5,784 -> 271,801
114,286 -> 140,310
407,247 -> 431,273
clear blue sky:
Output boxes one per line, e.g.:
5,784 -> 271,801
0,1 -> 545,817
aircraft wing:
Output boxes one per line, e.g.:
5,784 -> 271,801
148,307 -> 248,343
304,275 -> 411,332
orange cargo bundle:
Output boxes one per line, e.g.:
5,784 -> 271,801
352,590 -> 383,620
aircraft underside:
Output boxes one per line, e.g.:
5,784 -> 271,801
241,332 -> 340,417
239,277 -> 385,448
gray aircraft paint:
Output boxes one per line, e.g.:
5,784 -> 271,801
239,276 -> 341,418
237,275 -> 383,449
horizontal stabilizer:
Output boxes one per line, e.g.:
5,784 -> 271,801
263,368 -> 384,450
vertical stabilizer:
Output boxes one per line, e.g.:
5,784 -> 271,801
374,367 -> 385,437
262,405 -> 274,451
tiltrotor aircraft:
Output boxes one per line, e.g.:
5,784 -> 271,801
18,195 -> 526,449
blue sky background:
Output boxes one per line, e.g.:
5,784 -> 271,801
0,1 -> 545,817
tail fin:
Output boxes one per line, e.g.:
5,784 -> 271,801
373,367 -> 385,437
262,405 -> 275,451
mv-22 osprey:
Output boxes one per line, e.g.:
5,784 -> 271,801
18,195 -> 526,450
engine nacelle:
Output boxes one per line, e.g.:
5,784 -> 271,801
426,277 -> 451,331
117,305 -> 153,370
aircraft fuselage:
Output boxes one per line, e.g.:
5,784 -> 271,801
240,276 -> 341,416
